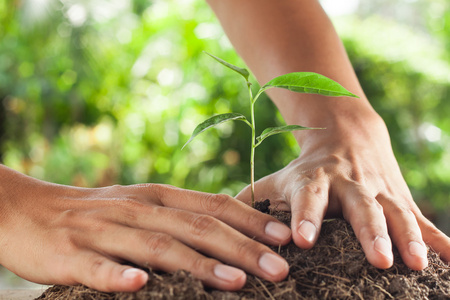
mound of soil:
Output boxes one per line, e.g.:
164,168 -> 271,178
37,207 -> 450,299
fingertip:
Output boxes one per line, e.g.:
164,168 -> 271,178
212,264 -> 247,291
258,252 -> 290,282
293,220 -> 318,249
371,236 -> 394,269
264,221 -> 292,245
405,241 -> 428,270
120,268 -> 149,291
417,216 -> 450,264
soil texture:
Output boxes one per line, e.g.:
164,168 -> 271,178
37,205 -> 450,299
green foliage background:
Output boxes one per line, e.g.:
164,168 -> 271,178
1,0 -> 449,220
0,0 -> 449,289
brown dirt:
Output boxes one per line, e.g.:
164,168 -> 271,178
37,204 -> 450,300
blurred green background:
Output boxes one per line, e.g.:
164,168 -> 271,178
0,0 -> 449,289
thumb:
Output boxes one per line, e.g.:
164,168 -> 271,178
235,174 -> 280,207
235,184 -> 253,206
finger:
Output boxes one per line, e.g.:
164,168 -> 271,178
382,200 -> 428,270
145,184 -> 291,246
78,228 -> 247,291
142,208 -> 288,282
417,215 -> 450,263
235,183 -> 253,206
289,177 -> 329,249
167,210 -> 289,282
339,183 -> 394,269
235,174 -> 288,208
70,252 -> 149,292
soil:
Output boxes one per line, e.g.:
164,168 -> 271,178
37,201 -> 450,300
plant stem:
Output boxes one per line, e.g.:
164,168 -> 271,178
248,83 -> 256,207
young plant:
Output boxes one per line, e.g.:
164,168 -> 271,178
183,52 -> 358,207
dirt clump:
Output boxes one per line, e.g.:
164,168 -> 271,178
37,208 -> 450,299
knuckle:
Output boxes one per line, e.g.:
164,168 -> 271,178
189,257 -> 209,274
321,154 -> 347,171
201,193 -> 232,215
242,210 -> 264,229
86,219 -> 109,235
389,204 -> 414,218
151,184 -> 183,203
189,215 -> 217,238
53,209 -> 81,228
88,257 -> 107,279
310,166 -> 327,179
145,233 -> 174,257
151,183 -> 169,200
425,223 -> 443,239
297,166 -> 326,181
134,182 -> 155,190
89,260 -> 103,276
376,201 -> 385,214
356,196 -> 378,210
353,197 -> 385,221
345,196 -> 382,223
346,170 -> 367,184
110,184 -> 124,193
299,183 -> 326,199
118,204 -> 140,224
233,239 -> 261,259
118,199 -> 151,222
357,224 -> 382,241
327,154 -> 343,165
87,267 -> 114,292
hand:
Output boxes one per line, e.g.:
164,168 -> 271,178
237,117 -> 450,270
0,166 -> 291,292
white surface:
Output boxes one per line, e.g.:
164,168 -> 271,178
0,289 -> 46,300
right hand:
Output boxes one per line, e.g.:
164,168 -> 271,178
0,165 -> 291,292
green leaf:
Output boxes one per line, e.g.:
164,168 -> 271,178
204,51 -> 250,81
182,113 -> 249,150
262,72 -> 359,98
255,125 -> 322,145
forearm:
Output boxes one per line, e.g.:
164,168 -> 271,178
207,0 -> 382,146
0,164 -> 52,211
0,165 -> 20,222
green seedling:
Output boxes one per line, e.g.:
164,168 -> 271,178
183,52 -> 359,207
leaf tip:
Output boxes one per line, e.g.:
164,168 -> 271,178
181,140 -> 191,151
203,51 -> 250,81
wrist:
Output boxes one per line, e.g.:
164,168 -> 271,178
0,165 -> 16,220
0,165 -> 18,263
267,88 -> 385,144
0,165 -> 52,226
293,109 -> 389,151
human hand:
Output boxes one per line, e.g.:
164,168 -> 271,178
236,116 -> 450,271
0,166 -> 291,292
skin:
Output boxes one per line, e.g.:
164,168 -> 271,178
1,0 -> 449,294
0,165 -> 291,292
207,0 -> 450,270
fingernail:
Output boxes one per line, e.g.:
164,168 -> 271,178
298,220 -> 317,243
122,268 -> 148,280
214,264 -> 246,282
409,241 -> 428,259
265,221 -> 291,242
374,236 -> 393,261
258,253 -> 289,277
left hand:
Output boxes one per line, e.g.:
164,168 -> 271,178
236,117 -> 450,271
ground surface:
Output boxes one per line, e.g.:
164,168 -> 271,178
37,206 -> 450,299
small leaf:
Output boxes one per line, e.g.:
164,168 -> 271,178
263,72 -> 359,98
256,125 -> 322,145
204,51 -> 250,81
182,113 -> 249,149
